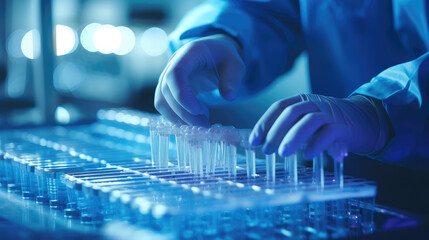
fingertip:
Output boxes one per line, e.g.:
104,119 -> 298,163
278,144 -> 292,158
221,89 -> 238,101
249,132 -> 260,146
262,144 -> 275,155
187,101 -> 201,115
278,147 -> 287,158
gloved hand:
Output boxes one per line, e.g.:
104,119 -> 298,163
154,34 -> 245,127
249,94 -> 390,159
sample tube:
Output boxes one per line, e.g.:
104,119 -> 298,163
158,134 -> 169,168
198,127 -> 209,175
195,143 -> 204,177
285,154 -> 298,185
334,159 -> 344,188
211,124 -> 226,171
181,125 -> 190,170
265,154 -> 275,183
329,142 -> 347,188
227,144 -> 237,178
239,129 -> 256,178
173,125 -> 185,170
207,128 -> 219,175
192,128 -> 205,177
158,121 -> 171,168
246,148 -> 256,178
313,153 -> 324,188
329,143 -> 347,233
188,126 -> 200,174
224,127 -> 239,178
149,119 -> 159,167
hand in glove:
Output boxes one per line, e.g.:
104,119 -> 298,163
249,94 -> 390,160
155,34 -> 245,127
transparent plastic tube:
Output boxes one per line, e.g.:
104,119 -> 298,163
149,122 -> 159,167
207,127 -> 219,175
245,149 -> 256,178
184,140 -> 191,172
175,135 -> 185,170
330,143 -> 347,188
195,144 -> 203,177
182,127 -> 191,172
227,144 -> 237,178
211,124 -> 224,171
266,154 -> 275,183
285,154 -> 297,185
203,140 -> 210,174
224,128 -> 239,178
334,160 -> 344,188
187,132 -> 197,174
208,140 -> 216,175
158,134 -> 169,168
313,153 -> 324,188
197,127 -> 209,175
239,129 -> 256,178
219,141 -> 225,170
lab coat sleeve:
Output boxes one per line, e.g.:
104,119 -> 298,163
169,0 -> 304,97
353,53 -> 429,162
352,0 -> 429,162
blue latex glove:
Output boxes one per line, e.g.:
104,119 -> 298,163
154,34 -> 245,127
249,94 -> 390,159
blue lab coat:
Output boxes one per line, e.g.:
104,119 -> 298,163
169,0 -> 429,163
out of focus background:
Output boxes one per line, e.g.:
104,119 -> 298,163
1,2 -> 429,239
0,0 -> 309,128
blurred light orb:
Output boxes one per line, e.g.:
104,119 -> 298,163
114,26 -> 135,55
21,29 -> 41,59
56,25 -> 78,56
7,30 -> 25,58
55,106 -> 71,124
80,23 -> 101,52
93,24 -> 121,54
140,27 -> 168,56
53,62 -> 85,92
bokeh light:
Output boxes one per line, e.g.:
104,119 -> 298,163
140,27 -> 168,57
55,106 -> 71,124
7,30 -> 25,58
93,24 -> 121,54
53,62 -> 85,92
114,26 -> 135,55
80,23 -> 101,52
55,25 -> 78,56
21,29 -> 41,59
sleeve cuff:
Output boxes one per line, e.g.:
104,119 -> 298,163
351,53 -> 429,161
169,2 -> 255,66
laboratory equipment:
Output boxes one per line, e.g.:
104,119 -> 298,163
0,108 -> 425,239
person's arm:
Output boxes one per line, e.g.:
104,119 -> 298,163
351,0 -> 429,161
353,52 -> 429,161
155,0 -> 304,126
249,0 -> 429,163
169,0 -> 304,99
248,54 -> 429,163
